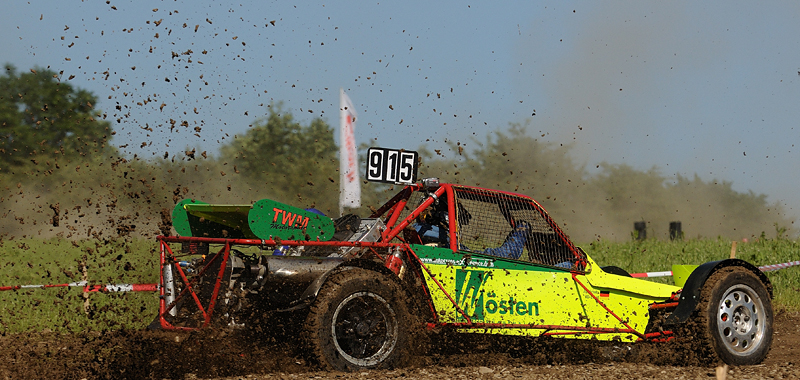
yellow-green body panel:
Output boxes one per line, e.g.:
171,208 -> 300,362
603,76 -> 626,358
413,245 -> 679,342
583,255 -> 680,298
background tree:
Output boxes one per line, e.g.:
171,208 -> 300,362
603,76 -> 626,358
418,122 -> 594,232
219,104 -> 340,214
417,122 -> 793,242
0,81 -> 791,242
0,65 -> 113,173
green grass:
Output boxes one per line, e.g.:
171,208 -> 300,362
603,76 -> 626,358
0,238 -> 159,334
0,237 -> 797,334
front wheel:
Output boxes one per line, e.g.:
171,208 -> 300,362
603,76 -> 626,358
696,267 -> 773,365
303,268 -> 410,371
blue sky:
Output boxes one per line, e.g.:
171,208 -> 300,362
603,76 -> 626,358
3,1 -> 800,221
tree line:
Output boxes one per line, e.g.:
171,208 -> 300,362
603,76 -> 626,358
0,66 -> 792,242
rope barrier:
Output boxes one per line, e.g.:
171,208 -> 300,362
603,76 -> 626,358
759,260 -> 800,272
0,281 -> 157,292
2,261 -> 796,289
630,271 -> 672,278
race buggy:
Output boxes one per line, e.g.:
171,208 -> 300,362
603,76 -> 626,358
153,147 -> 773,370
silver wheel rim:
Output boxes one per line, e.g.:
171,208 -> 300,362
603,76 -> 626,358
716,283 -> 767,356
331,291 -> 399,367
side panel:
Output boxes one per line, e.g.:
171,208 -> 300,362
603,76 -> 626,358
249,199 -> 335,241
413,245 -> 654,342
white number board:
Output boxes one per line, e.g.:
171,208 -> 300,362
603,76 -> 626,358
366,147 -> 419,185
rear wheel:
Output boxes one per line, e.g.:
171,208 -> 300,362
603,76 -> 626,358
303,268 -> 410,371
696,267 -> 773,365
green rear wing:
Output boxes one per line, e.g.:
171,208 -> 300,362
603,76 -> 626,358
171,198 -> 335,241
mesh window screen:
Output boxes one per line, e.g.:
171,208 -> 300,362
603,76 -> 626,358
394,191 -> 427,229
453,186 -> 581,268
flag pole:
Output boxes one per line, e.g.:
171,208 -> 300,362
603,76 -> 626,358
339,88 -> 360,217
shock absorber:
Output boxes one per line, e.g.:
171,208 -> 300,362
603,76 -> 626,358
162,261 -> 177,317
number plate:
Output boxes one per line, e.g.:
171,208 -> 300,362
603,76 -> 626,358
366,147 -> 419,185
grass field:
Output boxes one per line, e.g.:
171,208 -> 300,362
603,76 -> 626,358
0,236 -> 797,334
0,238 -> 159,333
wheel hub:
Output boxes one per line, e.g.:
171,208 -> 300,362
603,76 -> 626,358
331,291 -> 399,367
355,321 -> 371,336
717,285 -> 764,354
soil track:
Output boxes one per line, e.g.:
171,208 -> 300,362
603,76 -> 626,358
1,310 -> 797,380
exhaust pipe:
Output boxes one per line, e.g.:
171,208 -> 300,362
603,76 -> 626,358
162,262 -> 178,317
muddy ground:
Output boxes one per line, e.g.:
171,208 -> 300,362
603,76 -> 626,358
1,310 -> 797,380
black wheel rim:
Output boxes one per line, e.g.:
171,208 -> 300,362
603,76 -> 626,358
331,291 -> 398,367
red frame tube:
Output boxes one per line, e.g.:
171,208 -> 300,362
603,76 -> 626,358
425,322 -> 638,336
404,245 -> 472,324
156,235 -> 407,330
158,240 -> 232,329
384,185 -> 447,242
571,273 -> 646,340
155,182 -> 671,341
